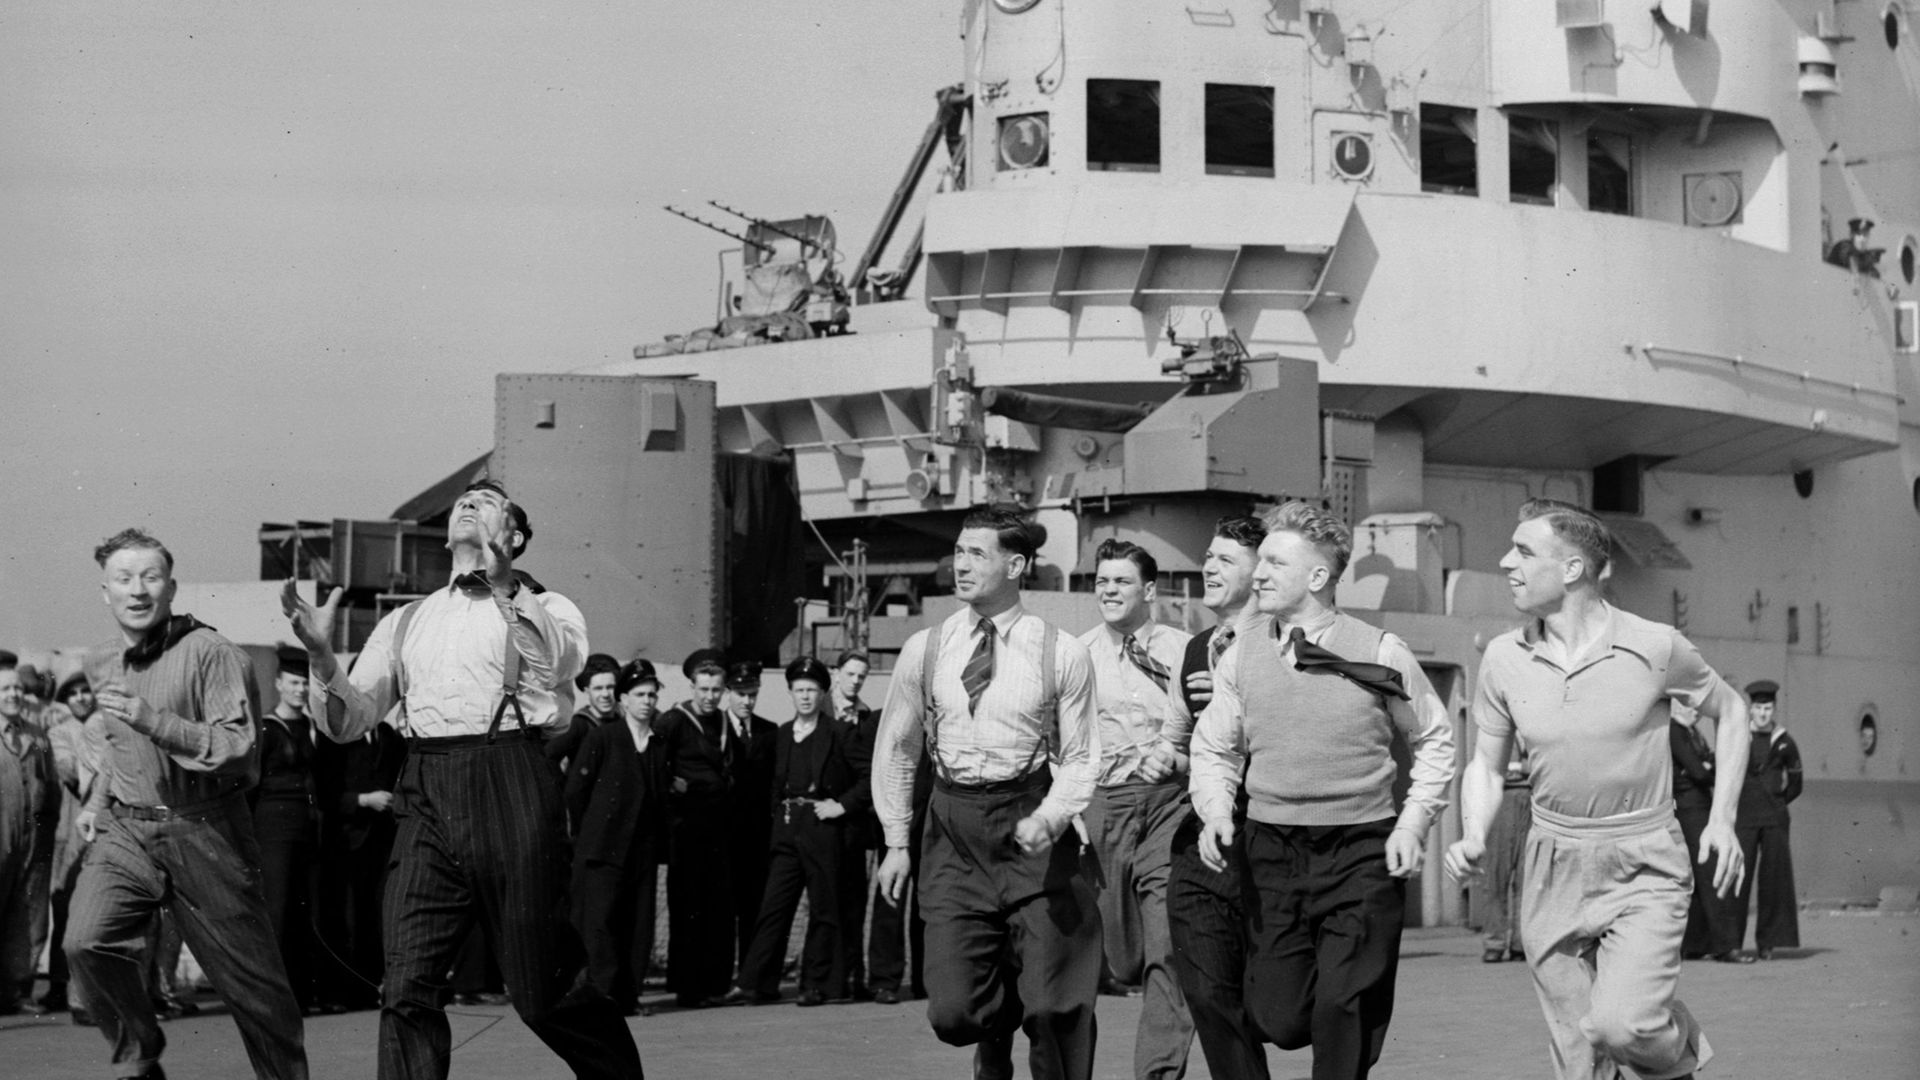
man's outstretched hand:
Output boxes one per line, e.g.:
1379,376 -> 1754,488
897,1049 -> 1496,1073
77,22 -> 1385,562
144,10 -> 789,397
281,580 -> 343,680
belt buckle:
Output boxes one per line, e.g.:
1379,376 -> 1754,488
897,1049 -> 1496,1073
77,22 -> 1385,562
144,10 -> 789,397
783,800 -> 793,825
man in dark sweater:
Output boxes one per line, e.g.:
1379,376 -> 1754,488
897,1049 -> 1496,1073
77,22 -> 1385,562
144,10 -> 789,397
1164,514 -> 1271,1080
1725,680 -> 1802,960
1190,502 -> 1455,1080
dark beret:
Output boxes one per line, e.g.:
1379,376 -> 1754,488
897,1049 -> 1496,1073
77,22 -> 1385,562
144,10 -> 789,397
1743,679 -> 1778,702
616,659 -> 661,697
683,647 -> 728,680
575,652 -> 621,691
275,646 -> 310,680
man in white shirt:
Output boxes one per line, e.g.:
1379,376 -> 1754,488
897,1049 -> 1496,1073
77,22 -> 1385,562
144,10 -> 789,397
1077,538 -> 1193,1079
282,480 -> 642,1080
873,505 -> 1103,1080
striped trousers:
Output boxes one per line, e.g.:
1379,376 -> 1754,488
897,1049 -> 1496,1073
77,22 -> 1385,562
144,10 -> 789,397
381,734 -> 642,1080
65,797 -> 308,1079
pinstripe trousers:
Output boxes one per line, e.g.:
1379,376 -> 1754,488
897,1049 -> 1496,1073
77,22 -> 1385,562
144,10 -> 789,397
65,797 -> 308,1080
381,734 -> 642,1080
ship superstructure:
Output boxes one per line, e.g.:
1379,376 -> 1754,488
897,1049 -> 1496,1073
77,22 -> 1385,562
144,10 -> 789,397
398,1 -> 1919,919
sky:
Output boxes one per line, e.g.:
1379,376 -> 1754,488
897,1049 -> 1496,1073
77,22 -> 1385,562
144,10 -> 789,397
0,2 -> 963,650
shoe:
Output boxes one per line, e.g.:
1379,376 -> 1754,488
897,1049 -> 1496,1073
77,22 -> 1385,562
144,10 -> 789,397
452,993 -> 482,1007
71,1007 -> 95,1027
1481,947 -> 1510,963
20,1000 -> 52,1016
672,994 -> 707,1009
974,1032 -> 1016,1080
1757,948 -> 1776,960
1711,950 -> 1757,964
130,1067 -> 168,1080
796,990 -> 827,1007
33,990 -> 67,1013
475,992 -> 509,1006
873,988 -> 900,1005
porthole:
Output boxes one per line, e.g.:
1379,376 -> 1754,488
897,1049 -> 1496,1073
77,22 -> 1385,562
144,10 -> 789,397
1901,235 -> 1916,285
1793,469 -> 1814,498
1912,476 -> 1920,514
1859,707 -> 1879,757
1886,7 -> 1901,49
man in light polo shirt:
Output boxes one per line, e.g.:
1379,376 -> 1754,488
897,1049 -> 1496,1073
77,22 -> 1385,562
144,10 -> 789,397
1446,498 -> 1749,1080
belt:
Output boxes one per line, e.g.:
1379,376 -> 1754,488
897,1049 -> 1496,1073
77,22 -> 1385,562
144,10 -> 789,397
1530,799 -> 1675,841
109,793 -> 239,822
933,768 -> 1051,797
410,728 -> 543,753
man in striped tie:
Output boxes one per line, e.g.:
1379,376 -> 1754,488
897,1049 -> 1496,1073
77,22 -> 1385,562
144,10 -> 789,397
1076,538 -> 1194,1079
873,504 -> 1104,1080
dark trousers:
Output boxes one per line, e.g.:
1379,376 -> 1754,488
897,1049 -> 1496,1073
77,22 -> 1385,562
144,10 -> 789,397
1168,811 -> 1269,1080
741,807 -> 846,996
868,804 -> 927,997
838,835 -> 873,995
65,799 -> 308,1080
1085,781 -> 1194,1080
254,799 -> 317,1009
0,842 -> 50,1009
1675,804 -> 1739,956
729,825 -> 771,977
316,833 -> 394,1008
573,855 -> 660,1008
380,736 -> 641,1080
1476,787 -> 1531,955
1244,818 -> 1405,1080
46,851 -> 85,1006
666,802 -> 734,1003
920,777 -> 1102,1080
1730,821 -> 1799,951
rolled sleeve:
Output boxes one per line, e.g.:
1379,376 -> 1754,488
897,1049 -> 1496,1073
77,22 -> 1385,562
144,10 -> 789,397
1031,636 -> 1099,838
1188,643 -> 1248,828
1379,633 -> 1454,840
872,629 -> 931,849
311,610 -> 399,743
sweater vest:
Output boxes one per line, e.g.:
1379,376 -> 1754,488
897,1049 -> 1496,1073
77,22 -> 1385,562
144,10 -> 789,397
1237,613 -> 1397,826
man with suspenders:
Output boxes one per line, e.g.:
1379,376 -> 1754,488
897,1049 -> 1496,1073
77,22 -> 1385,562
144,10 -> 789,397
281,480 -> 643,1080
873,505 -> 1103,1080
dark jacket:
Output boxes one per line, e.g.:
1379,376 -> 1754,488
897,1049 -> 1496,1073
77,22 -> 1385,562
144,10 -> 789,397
1738,728 -> 1803,828
1670,720 -> 1716,814
656,704 -> 776,815
565,720 -> 668,868
546,707 -> 618,772
769,715 -> 870,812
313,723 -> 408,853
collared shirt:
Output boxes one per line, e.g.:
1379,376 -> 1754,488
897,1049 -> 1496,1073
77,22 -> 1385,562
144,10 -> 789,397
1190,608 -> 1454,838
872,603 -> 1100,849
86,626 -> 258,811
625,716 -> 653,755
1077,621 -> 1192,785
1475,603 -> 1725,819
311,580 -> 587,741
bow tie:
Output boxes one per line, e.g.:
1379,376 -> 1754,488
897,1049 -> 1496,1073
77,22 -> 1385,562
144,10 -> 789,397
1283,625 -> 1410,702
452,571 -> 494,594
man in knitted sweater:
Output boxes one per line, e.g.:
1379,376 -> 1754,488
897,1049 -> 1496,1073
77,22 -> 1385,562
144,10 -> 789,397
1190,501 -> 1455,1080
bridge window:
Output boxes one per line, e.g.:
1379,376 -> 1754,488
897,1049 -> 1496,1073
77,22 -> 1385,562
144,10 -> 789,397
1419,103 -> 1477,195
1087,79 -> 1161,172
1510,117 -> 1559,205
1589,131 -> 1632,215
1206,83 -> 1274,177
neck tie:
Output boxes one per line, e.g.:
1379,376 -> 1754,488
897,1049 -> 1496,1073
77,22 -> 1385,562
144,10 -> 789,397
1208,627 -> 1236,671
962,617 -> 996,712
1285,625 -> 1410,702
1124,633 -> 1170,692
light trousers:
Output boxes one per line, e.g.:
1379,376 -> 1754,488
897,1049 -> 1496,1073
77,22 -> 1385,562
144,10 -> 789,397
1521,802 -> 1711,1080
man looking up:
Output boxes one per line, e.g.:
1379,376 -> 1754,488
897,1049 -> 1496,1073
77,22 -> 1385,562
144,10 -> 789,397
874,504 -> 1103,1080
1445,498 -> 1747,1080
282,480 -> 642,1079
1077,538 -> 1194,1079
1165,514 -> 1271,1080
68,529 -> 308,1080
1190,501 -> 1454,1080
